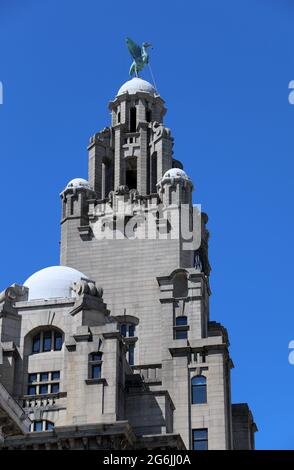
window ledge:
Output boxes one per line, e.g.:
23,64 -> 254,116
85,378 -> 107,385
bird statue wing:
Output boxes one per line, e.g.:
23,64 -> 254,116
126,37 -> 142,61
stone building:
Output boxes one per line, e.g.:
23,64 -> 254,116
0,76 -> 257,450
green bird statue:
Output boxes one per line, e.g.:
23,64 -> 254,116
126,37 -> 153,77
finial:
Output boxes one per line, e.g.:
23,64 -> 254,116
126,37 -> 153,77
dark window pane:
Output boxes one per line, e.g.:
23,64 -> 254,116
32,334 -> 40,353
54,332 -> 62,351
28,385 -> 36,395
129,324 -> 135,337
39,384 -> 48,394
45,421 -> 54,431
176,316 -> 187,326
120,324 -> 127,337
194,440 -> 208,451
193,429 -> 208,440
43,332 -> 52,352
51,371 -> 60,381
33,421 -> 43,432
173,272 -> 188,298
40,372 -> 49,382
51,383 -> 59,394
193,429 -> 208,451
192,385 -> 207,404
128,344 -> 135,366
192,376 -> 206,386
91,352 -> 102,361
28,373 -> 37,383
91,364 -> 101,379
175,329 -> 188,339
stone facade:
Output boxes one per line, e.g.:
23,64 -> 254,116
0,77 -> 256,450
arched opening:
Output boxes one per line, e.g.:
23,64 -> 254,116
126,157 -> 137,190
173,272 -> 188,298
151,152 -> 157,193
129,106 -> 137,132
191,375 -> 207,404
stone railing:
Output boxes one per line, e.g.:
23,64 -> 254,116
20,392 -> 67,410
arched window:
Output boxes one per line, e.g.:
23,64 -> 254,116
31,420 -> 54,432
88,352 -> 103,380
191,375 -> 207,404
173,272 -> 188,298
32,329 -> 63,354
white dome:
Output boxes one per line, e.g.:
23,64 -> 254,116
117,77 -> 157,97
24,266 -> 89,301
65,178 -> 92,190
162,168 -> 189,180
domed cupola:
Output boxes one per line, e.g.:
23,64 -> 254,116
157,168 -> 194,206
116,77 -> 158,97
23,266 -> 89,301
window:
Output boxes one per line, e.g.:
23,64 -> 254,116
33,421 -> 43,432
27,371 -> 60,396
191,376 -> 207,404
128,344 -> 135,366
43,331 -> 52,352
54,332 -> 62,351
174,316 -> 188,340
192,429 -> 208,450
32,334 -> 40,353
146,108 -> 152,123
125,157 -> 137,190
32,420 -> 54,432
120,324 -> 127,337
89,352 -> 103,380
31,329 -> 63,354
129,106 -> 137,132
173,272 -> 188,298
120,323 -> 136,338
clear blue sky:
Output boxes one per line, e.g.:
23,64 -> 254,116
0,0 -> 294,450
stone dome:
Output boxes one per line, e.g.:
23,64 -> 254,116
23,266 -> 89,301
65,178 -> 92,190
162,168 -> 189,180
117,77 -> 157,97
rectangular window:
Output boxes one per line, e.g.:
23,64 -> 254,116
91,364 -> 101,379
39,384 -> 48,395
45,421 -> 54,431
192,429 -> 208,450
51,371 -> 60,381
129,324 -> 135,337
54,332 -> 62,351
28,373 -> 37,383
51,383 -> 60,394
120,324 -> 127,337
28,385 -> 36,395
33,421 -> 43,432
128,344 -> 135,366
175,329 -> 188,340
32,335 -> 40,353
43,332 -> 52,352
90,353 -> 102,362
40,372 -> 49,382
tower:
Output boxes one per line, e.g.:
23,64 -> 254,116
0,76 -> 257,450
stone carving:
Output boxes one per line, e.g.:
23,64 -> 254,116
72,280 -> 103,299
